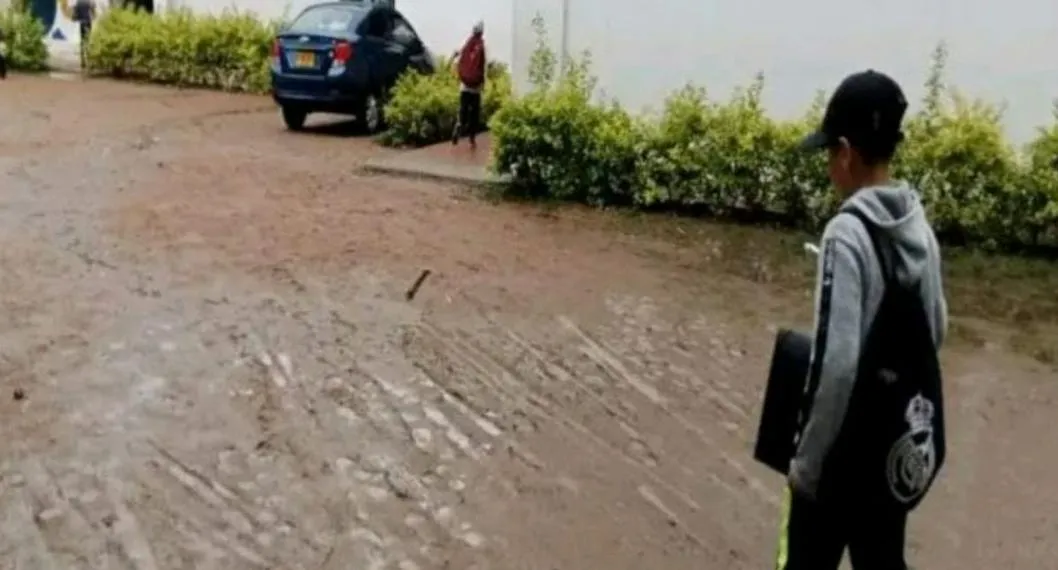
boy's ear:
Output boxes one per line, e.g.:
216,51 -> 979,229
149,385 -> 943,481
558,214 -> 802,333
835,137 -> 857,167
835,136 -> 851,154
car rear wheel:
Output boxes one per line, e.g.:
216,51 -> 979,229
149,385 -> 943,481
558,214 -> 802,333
355,92 -> 386,134
281,106 -> 307,131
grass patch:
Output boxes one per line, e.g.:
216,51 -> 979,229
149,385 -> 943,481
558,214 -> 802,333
590,207 -> 1058,366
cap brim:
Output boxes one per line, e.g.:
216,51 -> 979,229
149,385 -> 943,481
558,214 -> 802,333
798,130 -> 831,151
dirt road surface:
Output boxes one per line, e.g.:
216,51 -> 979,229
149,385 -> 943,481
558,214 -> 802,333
0,75 -> 1054,569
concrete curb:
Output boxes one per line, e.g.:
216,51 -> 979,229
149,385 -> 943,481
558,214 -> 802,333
46,44 -> 83,74
361,156 -> 509,187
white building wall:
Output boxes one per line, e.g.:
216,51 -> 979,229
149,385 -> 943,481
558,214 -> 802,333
512,0 -> 1058,143
165,0 -> 306,21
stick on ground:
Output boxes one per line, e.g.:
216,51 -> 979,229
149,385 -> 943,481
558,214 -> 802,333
405,269 -> 431,301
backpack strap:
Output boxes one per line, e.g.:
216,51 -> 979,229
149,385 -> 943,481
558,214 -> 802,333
845,210 -> 895,285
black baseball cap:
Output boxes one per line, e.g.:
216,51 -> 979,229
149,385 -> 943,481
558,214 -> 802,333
800,70 -> 908,152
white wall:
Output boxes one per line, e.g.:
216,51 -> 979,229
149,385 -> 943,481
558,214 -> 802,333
515,0 -> 1058,143
166,0 -> 305,22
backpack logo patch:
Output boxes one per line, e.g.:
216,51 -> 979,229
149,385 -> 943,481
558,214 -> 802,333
886,393 -> 937,503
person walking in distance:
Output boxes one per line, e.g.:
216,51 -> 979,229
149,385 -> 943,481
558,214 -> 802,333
452,21 -> 486,149
775,70 -> 948,570
73,0 -> 97,69
0,27 -> 8,80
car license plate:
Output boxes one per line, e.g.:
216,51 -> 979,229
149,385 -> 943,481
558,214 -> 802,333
294,51 -> 315,68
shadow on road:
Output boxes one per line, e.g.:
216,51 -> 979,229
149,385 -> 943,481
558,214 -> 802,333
297,115 -> 370,138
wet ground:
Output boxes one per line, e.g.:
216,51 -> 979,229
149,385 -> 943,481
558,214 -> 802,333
0,75 -> 1055,569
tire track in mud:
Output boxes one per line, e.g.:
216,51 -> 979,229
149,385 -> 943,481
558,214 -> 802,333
0,283 -> 504,570
558,315 -> 777,508
141,442 -> 277,567
2,457 -> 206,570
403,301 -> 780,560
4,458 -> 100,569
197,286 -> 504,569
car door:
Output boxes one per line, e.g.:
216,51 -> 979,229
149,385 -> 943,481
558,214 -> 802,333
358,8 -> 399,91
382,12 -> 427,85
389,11 -> 432,74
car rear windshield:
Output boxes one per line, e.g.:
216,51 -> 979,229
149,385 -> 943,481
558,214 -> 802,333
287,4 -> 367,35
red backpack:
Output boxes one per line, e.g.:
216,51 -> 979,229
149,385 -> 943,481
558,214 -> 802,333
458,37 -> 485,88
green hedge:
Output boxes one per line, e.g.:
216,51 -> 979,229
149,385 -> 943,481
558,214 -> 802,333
0,4 -> 48,71
86,6 -> 275,93
380,57 -> 513,147
491,18 -> 1058,252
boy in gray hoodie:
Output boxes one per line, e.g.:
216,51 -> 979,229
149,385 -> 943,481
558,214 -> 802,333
776,70 -> 949,570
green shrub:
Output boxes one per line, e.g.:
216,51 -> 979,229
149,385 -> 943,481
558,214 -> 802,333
772,91 -> 835,229
379,57 -> 459,147
380,53 -> 513,147
489,17 -> 639,203
0,4 -> 48,72
895,44 -> 1021,246
635,76 -> 803,219
489,20 -> 1058,253
491,84 -> 641,204
1018,106 -> 1058,247
86,6 -> 274,93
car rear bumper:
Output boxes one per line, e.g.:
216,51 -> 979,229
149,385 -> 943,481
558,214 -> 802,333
271,73 -> 366,112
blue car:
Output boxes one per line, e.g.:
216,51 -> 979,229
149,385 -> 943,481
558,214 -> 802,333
270,0 -> 435,132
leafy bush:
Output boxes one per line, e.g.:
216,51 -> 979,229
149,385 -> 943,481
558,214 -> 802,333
635,76 -> 804,219
490,21 -> 1058,252
86,6 -> 274,93
380,54 -> 513,147
895,44 -> 1021,247
0,4 -> 48,72
1018,108 -> 1058,247
489,15 -> 640,204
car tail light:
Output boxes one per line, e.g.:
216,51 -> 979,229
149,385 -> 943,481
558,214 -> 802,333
334,41 -> 353,63
269,38 -> 281,71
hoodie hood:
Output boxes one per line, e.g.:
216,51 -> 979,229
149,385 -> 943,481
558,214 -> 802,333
839,181 -> 930,285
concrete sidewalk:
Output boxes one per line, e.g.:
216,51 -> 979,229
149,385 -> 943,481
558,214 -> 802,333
363,134 -> 508,185
46,41 -> 82,74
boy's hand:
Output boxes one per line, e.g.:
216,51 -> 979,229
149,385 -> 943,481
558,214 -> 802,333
787,460 -> 818,501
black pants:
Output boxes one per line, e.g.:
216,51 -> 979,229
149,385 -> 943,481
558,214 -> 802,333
776,487 -> 908,570
79,21 -> 92,67
455,90 -> 482,141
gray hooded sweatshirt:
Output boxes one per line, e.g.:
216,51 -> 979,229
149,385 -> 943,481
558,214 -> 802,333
789,182 -> 948,499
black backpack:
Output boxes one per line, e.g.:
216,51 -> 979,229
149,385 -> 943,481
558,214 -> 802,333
811,212 -> 946,512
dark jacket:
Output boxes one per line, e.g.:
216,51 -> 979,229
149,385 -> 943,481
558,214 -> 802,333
73,0 -> 95,23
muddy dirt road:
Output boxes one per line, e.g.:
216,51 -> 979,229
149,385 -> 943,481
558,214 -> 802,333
0,75 -> 1054,569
